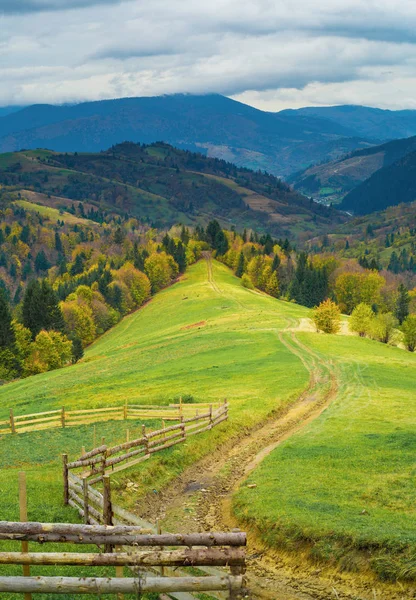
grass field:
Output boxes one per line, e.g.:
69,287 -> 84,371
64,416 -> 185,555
0,259 -> 310,597
2,258 -> 415,589
234,332 -> 416,581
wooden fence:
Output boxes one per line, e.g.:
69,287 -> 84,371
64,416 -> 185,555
64,402 -> 228,486
0,400 -> 224,436
0,521 -> 246,597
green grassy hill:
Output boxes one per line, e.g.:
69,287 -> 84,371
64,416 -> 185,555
0,259 -> 309,527
1,258 -> 415,589
235,331 -> 416,581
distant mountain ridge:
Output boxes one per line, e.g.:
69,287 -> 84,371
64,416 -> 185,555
340,149 -> 416,215
281,105 -> 416,140
290,134 -> 416,204
0,95 -> 374,177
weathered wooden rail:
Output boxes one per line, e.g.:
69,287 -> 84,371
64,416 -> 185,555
0,521 -> 246,597
0,399 -> 223,436
64,402 -> 228,485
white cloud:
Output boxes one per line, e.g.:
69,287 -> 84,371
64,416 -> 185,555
1,0 -> 416,108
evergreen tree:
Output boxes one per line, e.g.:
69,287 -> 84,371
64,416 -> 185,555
235,252 -> 245,278
0,289 -> 21,379
206,220 -> 221,247
34,250 -> 50,273
54,232 -> 63,253
271,254 -> 280,272
214,229 -> 228,256
70,253 -> 84,276
0,289 -> 16,350
71,335 -> 84,363
22,280 -> 65,339
394,284 -> 410,325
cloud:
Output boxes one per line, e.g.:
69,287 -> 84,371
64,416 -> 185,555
0,0 -> 124,15
1,0 -> 416,109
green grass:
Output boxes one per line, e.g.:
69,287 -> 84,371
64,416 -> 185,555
14,199 -> 94,225
234,333 -> 416,580
0,260 -> 310,596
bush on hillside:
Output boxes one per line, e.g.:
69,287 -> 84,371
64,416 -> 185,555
349,303 -> 374,337
369,313 -> 397,344
312,299 -> 341,334
401,315 -> 416,351
241,273 -> 254,289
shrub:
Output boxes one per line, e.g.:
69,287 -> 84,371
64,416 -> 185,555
369,313 -> 397,344
349,303 -> 374,337
401,315 -> 416,351
312,299 -> 341,334
241,273 -> 254,289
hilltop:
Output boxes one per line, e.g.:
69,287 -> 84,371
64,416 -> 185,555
0,142 -> 343,238
0,95 -> 373,177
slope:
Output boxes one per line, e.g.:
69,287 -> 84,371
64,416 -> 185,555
0,94 -> 372,177
235,332 -> 416,586
341,149 -> 416,214
289,134 -> 416,205
0,142 -> 343,238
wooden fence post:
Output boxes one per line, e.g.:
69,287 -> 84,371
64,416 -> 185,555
142,425 -> 149,455
180,416 -> 186,441
103,476 -> 113,553
62,454 -> 69,505
126,429 -> 129,443
123,401 -> 127,420
101,436 -> 105,446
179,396 -> 183,418
157,521 -> 165,577
61,407 -> 66,428
9,409 -> 16,434
209,404 -> 213,429
82,477 -> 89,525
18,472 -> 32,600
81,446 -> 86,456
115,546 -> 124,600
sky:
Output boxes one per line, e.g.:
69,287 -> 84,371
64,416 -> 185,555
1,0 -> 416,111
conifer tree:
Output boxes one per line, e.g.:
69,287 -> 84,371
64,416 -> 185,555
394,284 -> 410,325
235,252 -> 245,278
0,289 -> 16,350
22,280 -> 65,339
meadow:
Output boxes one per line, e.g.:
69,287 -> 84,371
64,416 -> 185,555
234,332 -> 416,580
0,259 -> 310,598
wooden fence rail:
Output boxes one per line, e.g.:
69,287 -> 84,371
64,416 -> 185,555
0,399 -> 223,436
0,521 -> 245,597
65,402 -> 228,484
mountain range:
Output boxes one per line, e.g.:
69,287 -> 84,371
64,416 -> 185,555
0,95 -> 388,177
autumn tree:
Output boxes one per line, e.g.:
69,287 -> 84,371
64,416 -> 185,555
312,299 -> 341,334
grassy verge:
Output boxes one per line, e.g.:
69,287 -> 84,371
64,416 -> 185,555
233,333 -> 416,581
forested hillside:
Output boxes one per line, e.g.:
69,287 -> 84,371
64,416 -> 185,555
341,149 -> 416,214
290,135 -> 416,204
0,142 -> 342,238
